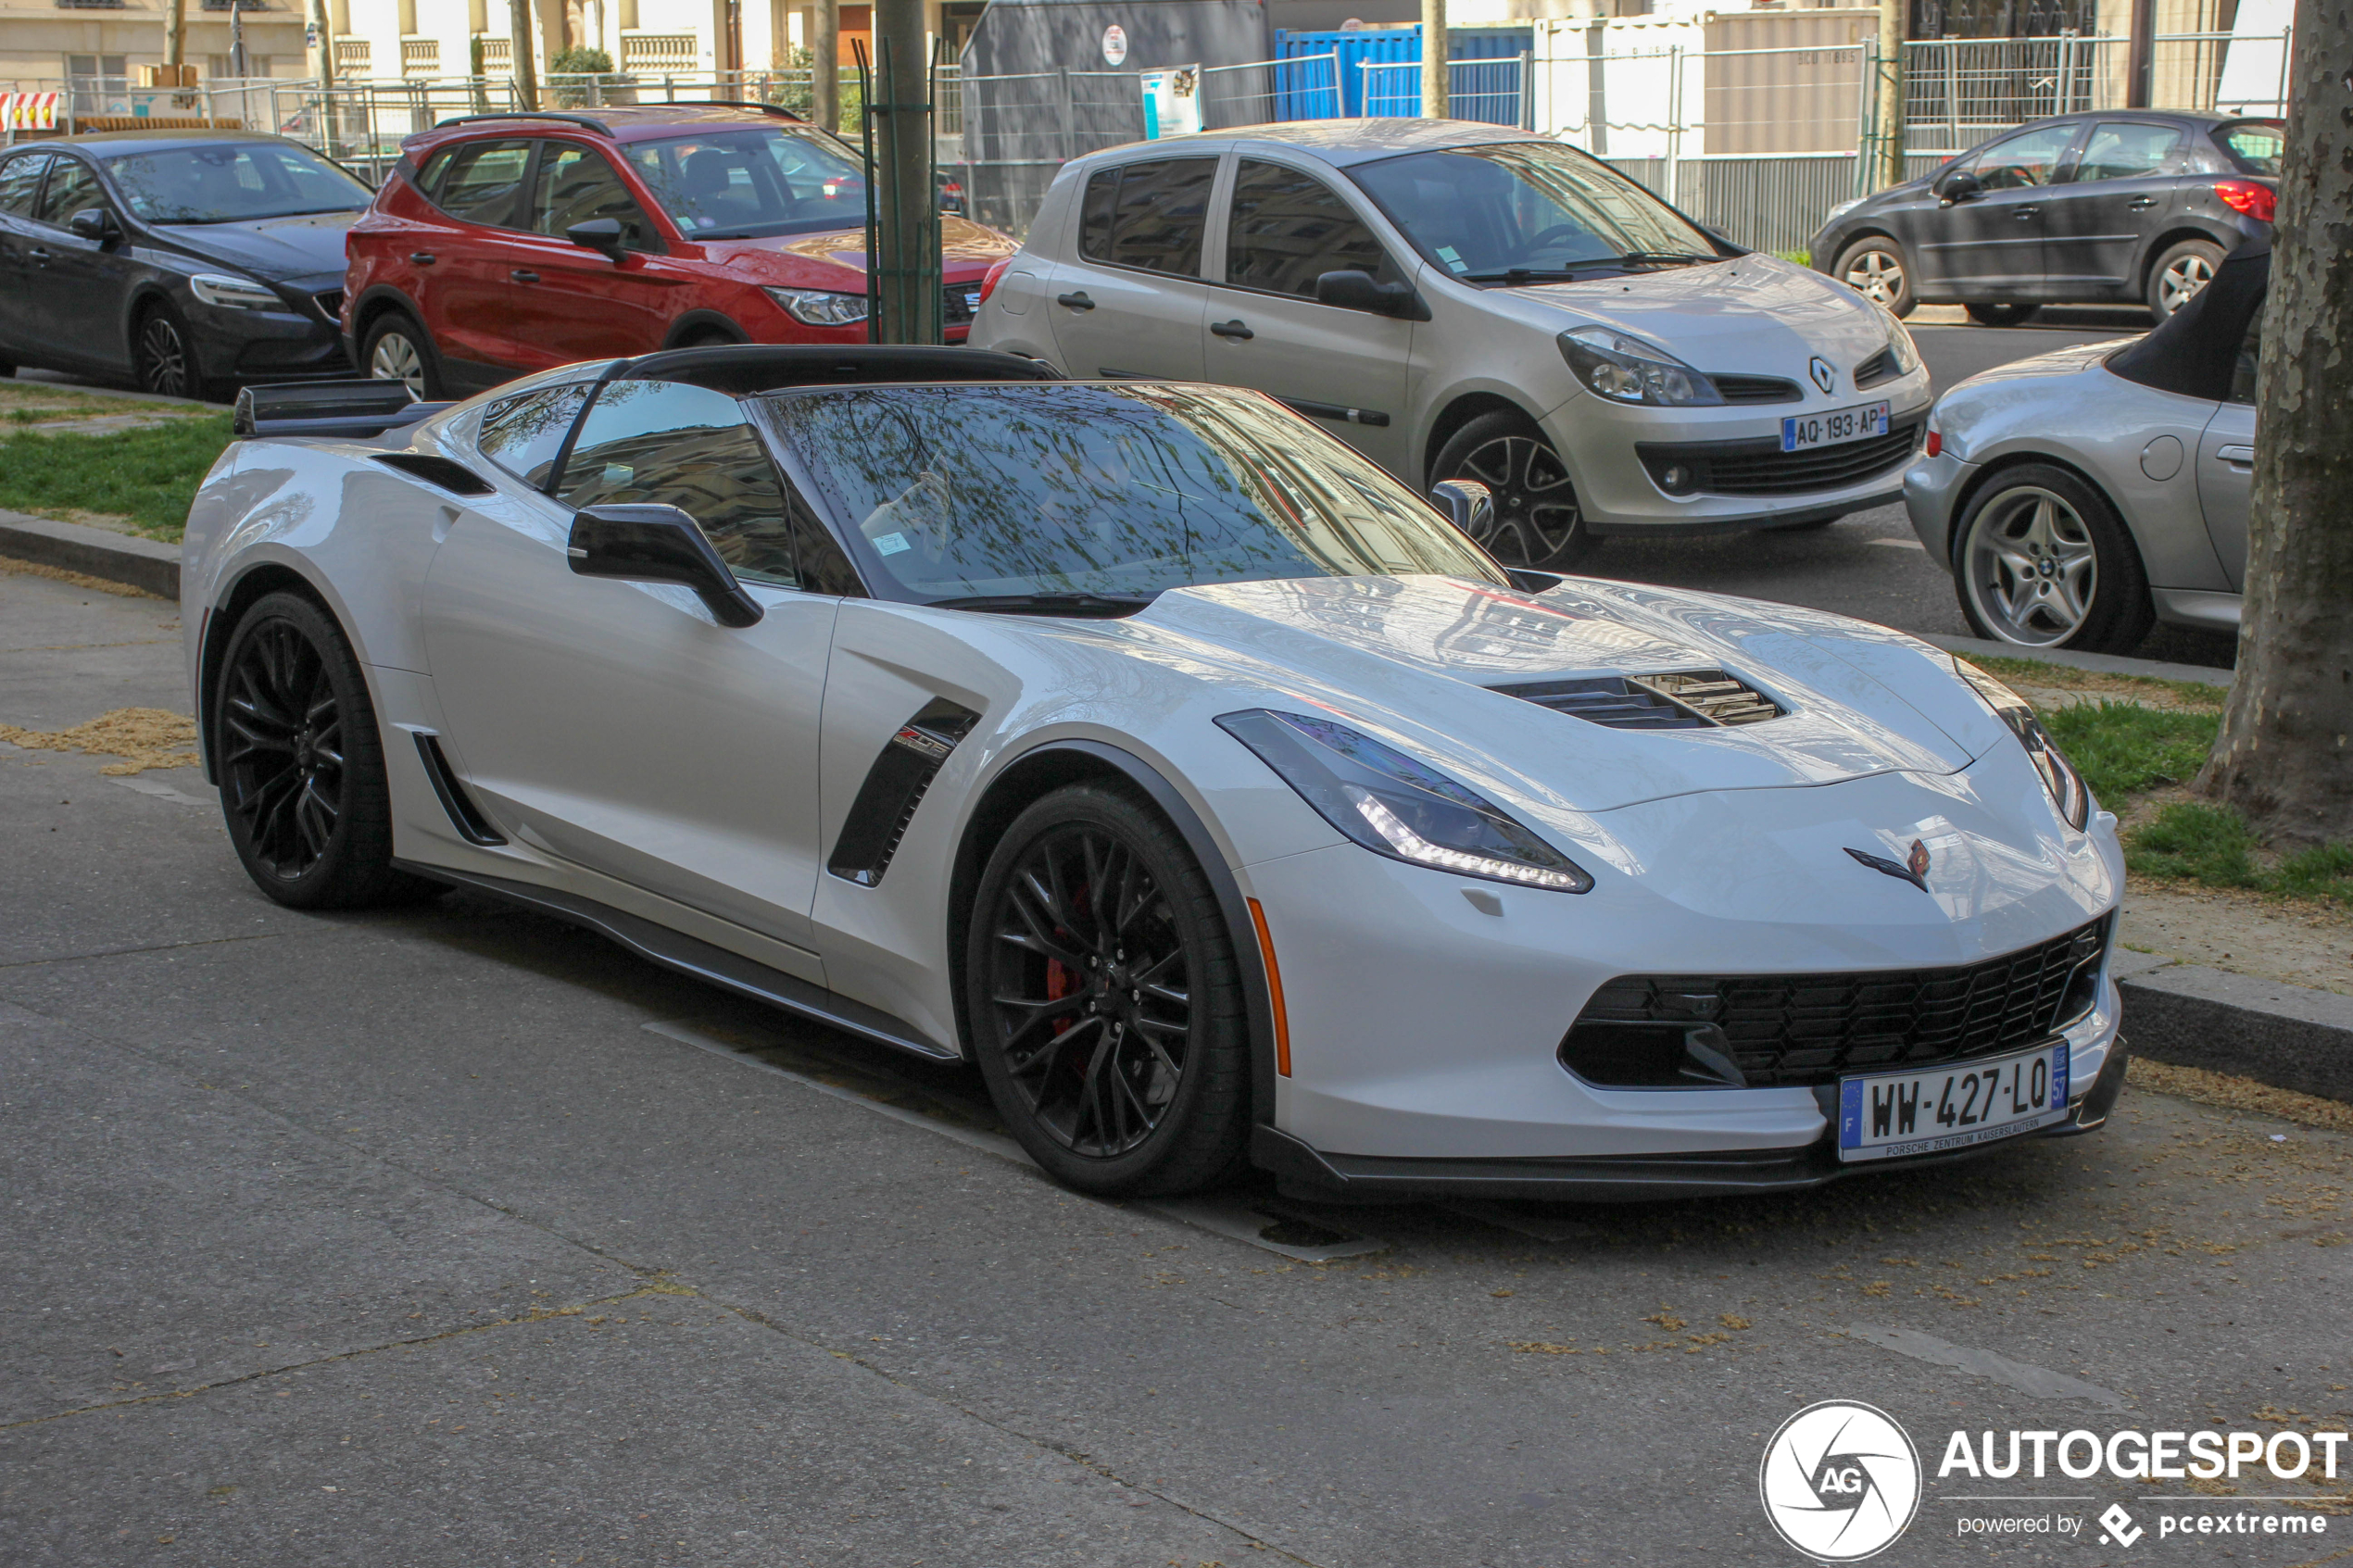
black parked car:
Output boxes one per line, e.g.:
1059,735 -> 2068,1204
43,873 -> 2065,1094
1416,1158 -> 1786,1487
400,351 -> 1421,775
1809,110 -> 2280,325
0,131 -> 371,400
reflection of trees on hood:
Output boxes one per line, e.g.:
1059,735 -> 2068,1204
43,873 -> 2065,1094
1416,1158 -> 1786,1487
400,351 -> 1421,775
768,385 -> 1489,596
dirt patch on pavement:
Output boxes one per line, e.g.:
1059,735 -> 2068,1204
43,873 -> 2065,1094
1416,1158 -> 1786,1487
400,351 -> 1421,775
2127,1057 -> 2353,1133
0,707 -> 198,773
2121,878 -> 2353,997
0,552 -> 170,600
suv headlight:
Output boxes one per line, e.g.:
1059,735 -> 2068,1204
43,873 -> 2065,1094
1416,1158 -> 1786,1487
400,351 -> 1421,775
1558,326 -> 1723,408
1953,659 -> 2091,830
763,286 -> 870,327
190,272 -> 287,311
1216,709 -> 1592,892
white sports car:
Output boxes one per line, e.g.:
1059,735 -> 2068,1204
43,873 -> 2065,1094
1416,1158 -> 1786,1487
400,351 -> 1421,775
182,345 -> 2128,1200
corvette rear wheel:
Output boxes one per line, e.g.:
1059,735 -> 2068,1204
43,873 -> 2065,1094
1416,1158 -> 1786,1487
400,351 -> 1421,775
1429,410 -> 1597,570
215,591 -> 425,909
967,784 -> 1250,1197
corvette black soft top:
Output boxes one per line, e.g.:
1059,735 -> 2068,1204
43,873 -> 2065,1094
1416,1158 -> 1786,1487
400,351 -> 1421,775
234,346 -> 1065,441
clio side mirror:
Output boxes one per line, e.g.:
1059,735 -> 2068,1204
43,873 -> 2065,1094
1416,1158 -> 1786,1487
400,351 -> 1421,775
564,217 -> 626,261
1314,268 -> 1416,316
568,503 -> 763,628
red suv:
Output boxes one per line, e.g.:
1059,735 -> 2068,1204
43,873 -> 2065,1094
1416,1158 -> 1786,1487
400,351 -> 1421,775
341,102 -> 1013,397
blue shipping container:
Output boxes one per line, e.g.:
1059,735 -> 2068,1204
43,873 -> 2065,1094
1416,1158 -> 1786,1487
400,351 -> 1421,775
1273,26 -> 1534,118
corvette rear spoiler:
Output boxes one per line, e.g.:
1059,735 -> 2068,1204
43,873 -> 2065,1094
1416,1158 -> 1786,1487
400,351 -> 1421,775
233,381 -> 454,441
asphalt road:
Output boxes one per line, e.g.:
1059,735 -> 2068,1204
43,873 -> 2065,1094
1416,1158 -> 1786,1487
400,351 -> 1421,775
4,566 -> 2345,1567
1587,307 -> 2239,672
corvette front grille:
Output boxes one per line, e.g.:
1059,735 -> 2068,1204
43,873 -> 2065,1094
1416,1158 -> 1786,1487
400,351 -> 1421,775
1492,670 -> 1783,729
1560,916 -> 2110,1089
1636,420 -> 1921,497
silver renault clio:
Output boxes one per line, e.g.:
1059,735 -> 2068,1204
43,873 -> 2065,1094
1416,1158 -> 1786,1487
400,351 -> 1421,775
973,119 -> 1931,570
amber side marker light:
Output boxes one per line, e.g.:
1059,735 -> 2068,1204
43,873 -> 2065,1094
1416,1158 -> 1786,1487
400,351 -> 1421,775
1246,897 -> 1291,1077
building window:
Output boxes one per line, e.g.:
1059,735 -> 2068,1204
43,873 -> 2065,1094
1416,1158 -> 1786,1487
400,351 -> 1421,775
621,33 -> 698,70
402,38 -> 440,75
334,37 -> 372,74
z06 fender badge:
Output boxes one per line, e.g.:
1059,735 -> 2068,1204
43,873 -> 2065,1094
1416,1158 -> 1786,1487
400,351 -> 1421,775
1844,838 -> 1931,893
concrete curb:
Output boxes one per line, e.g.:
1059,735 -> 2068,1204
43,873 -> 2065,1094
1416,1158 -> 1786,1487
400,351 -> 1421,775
2111,949 -> 2353,1105
1922,633 -> 2231,688
0,510 -> 179,600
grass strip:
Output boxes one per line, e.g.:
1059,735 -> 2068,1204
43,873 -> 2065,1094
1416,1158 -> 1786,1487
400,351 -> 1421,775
0,413 -> 234,539
2039,698 -> 2219,804
2128,802 -> 2353,907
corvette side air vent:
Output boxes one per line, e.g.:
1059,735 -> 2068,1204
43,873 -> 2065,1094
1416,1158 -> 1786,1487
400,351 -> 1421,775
1492,671 -> 1784,730
826,698 -> 982,887
371,452 -> 495,495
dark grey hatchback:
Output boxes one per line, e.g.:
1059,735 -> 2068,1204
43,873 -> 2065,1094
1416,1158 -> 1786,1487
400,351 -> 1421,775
1808,111 -> 2280,325
0,131 -> 370,400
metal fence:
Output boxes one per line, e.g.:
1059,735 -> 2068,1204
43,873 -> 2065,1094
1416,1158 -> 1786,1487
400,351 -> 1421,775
1360,56 -> 1532,129
1901,30 -> 2290,152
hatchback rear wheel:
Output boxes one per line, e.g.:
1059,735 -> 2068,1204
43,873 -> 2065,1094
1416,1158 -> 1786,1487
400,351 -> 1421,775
2147,239 -> 2224,319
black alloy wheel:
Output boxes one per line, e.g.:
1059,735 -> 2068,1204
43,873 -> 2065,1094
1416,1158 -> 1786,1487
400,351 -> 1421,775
1429,410 -> 1597,570
967,785 -> 1249,1196
135,303 -> 200,398
215,591 -> 427,909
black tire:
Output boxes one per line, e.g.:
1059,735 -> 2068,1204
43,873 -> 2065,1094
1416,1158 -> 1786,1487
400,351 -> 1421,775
1428,409 -> 1597,571
2146,238 -> 2224,319
213,590 -> 427,909
1964,302 -> 2042,326
1951,462 -> 2154,654
134,300 -> 212,400
361,310 -> 445,399
964,784 -> 1251,1198
1832,236 -> 1915,318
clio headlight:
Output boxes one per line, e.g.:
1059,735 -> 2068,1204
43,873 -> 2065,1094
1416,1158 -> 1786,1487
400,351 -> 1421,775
1869,299 -> 1920,376
1216,709 -> 1592,892
1558,325 -> 1724,408
1953,659 -> 2091,830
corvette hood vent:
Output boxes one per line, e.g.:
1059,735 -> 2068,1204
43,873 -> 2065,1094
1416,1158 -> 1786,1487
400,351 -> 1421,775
1491,670 -> 1784,730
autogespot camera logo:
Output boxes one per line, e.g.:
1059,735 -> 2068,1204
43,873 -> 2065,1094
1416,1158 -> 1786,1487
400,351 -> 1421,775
1760,1400 -> 1923,1562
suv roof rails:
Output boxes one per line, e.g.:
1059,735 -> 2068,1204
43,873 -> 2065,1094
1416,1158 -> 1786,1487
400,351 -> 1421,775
432,110 -> 613,135
660,99 -> 808,122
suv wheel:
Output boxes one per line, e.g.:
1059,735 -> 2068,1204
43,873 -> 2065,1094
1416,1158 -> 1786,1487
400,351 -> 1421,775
1429,411 -> 1598,570
964,784 -> 1251,1198
1964,302 -> 2042,326
1834,237 -> 1915,318
2147,239 -> 2224,319
1953,463 -> 2154,653
363,311 -> 445,398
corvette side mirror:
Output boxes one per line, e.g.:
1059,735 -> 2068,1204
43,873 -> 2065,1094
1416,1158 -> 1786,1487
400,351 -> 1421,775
565,217 -> 626,261
1430,478 -> 1494,542
1314,268 -> 1415,316
68,206 -> 121,245
567,503 -> 762,627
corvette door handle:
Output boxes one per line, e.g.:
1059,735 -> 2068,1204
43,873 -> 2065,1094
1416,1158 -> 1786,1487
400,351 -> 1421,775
1055,291 -> 1094,310
510,269 -> 540,283
1210,319 -> 1254,340
409,251 -> 437,264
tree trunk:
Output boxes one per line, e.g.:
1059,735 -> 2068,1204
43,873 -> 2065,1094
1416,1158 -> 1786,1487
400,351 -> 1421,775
510,0 -> 540,110
1421,0 -> 1448,119
813,0 -> 840,132
2195,0 -> 2353,847
165,0 -> 187,69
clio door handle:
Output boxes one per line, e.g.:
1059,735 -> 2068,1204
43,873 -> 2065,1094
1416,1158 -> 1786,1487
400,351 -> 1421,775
1055,290 -> 1094,310
510,269 -> 540,283
1210,319 -> 1254,340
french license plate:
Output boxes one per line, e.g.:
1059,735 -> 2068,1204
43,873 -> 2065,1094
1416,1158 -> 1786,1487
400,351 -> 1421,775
1836,1042 -> 2070,1163
1781,399 -> 1891,453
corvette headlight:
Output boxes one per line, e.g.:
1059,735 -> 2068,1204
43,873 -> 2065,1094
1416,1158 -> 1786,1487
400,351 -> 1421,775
1216,709 -> 1592,892
1953,659 -> 2091,830
1558,325 -> 1723,408
190,272 -> 287,311
763,286 -> 870,326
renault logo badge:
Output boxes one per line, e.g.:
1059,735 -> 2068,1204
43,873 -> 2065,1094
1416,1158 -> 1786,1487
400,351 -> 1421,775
1809,356 -> 1837,395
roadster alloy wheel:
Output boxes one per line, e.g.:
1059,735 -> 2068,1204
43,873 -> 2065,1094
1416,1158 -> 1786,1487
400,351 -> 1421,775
969,785 -> 1249,1195
1953,463 -> 2154,654
215,591 -> 426,908
1430,411 -> 1596,570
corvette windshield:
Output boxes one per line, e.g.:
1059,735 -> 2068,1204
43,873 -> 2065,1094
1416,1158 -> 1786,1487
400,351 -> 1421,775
102,142 -> 371,223
622,127 -> 867,239
1350,142 -> 1717,281
761,383 -> 1505,603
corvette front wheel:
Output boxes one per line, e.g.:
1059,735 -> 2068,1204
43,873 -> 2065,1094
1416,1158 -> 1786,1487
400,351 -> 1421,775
966,784 -> 1251,1197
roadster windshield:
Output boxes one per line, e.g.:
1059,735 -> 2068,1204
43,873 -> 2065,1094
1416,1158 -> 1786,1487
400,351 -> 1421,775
760,383 -> 1506,604
1349,142 -> 1718,282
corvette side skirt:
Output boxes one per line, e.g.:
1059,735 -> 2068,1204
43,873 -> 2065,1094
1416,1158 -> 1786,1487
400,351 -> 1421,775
395,860 -> 961,1064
